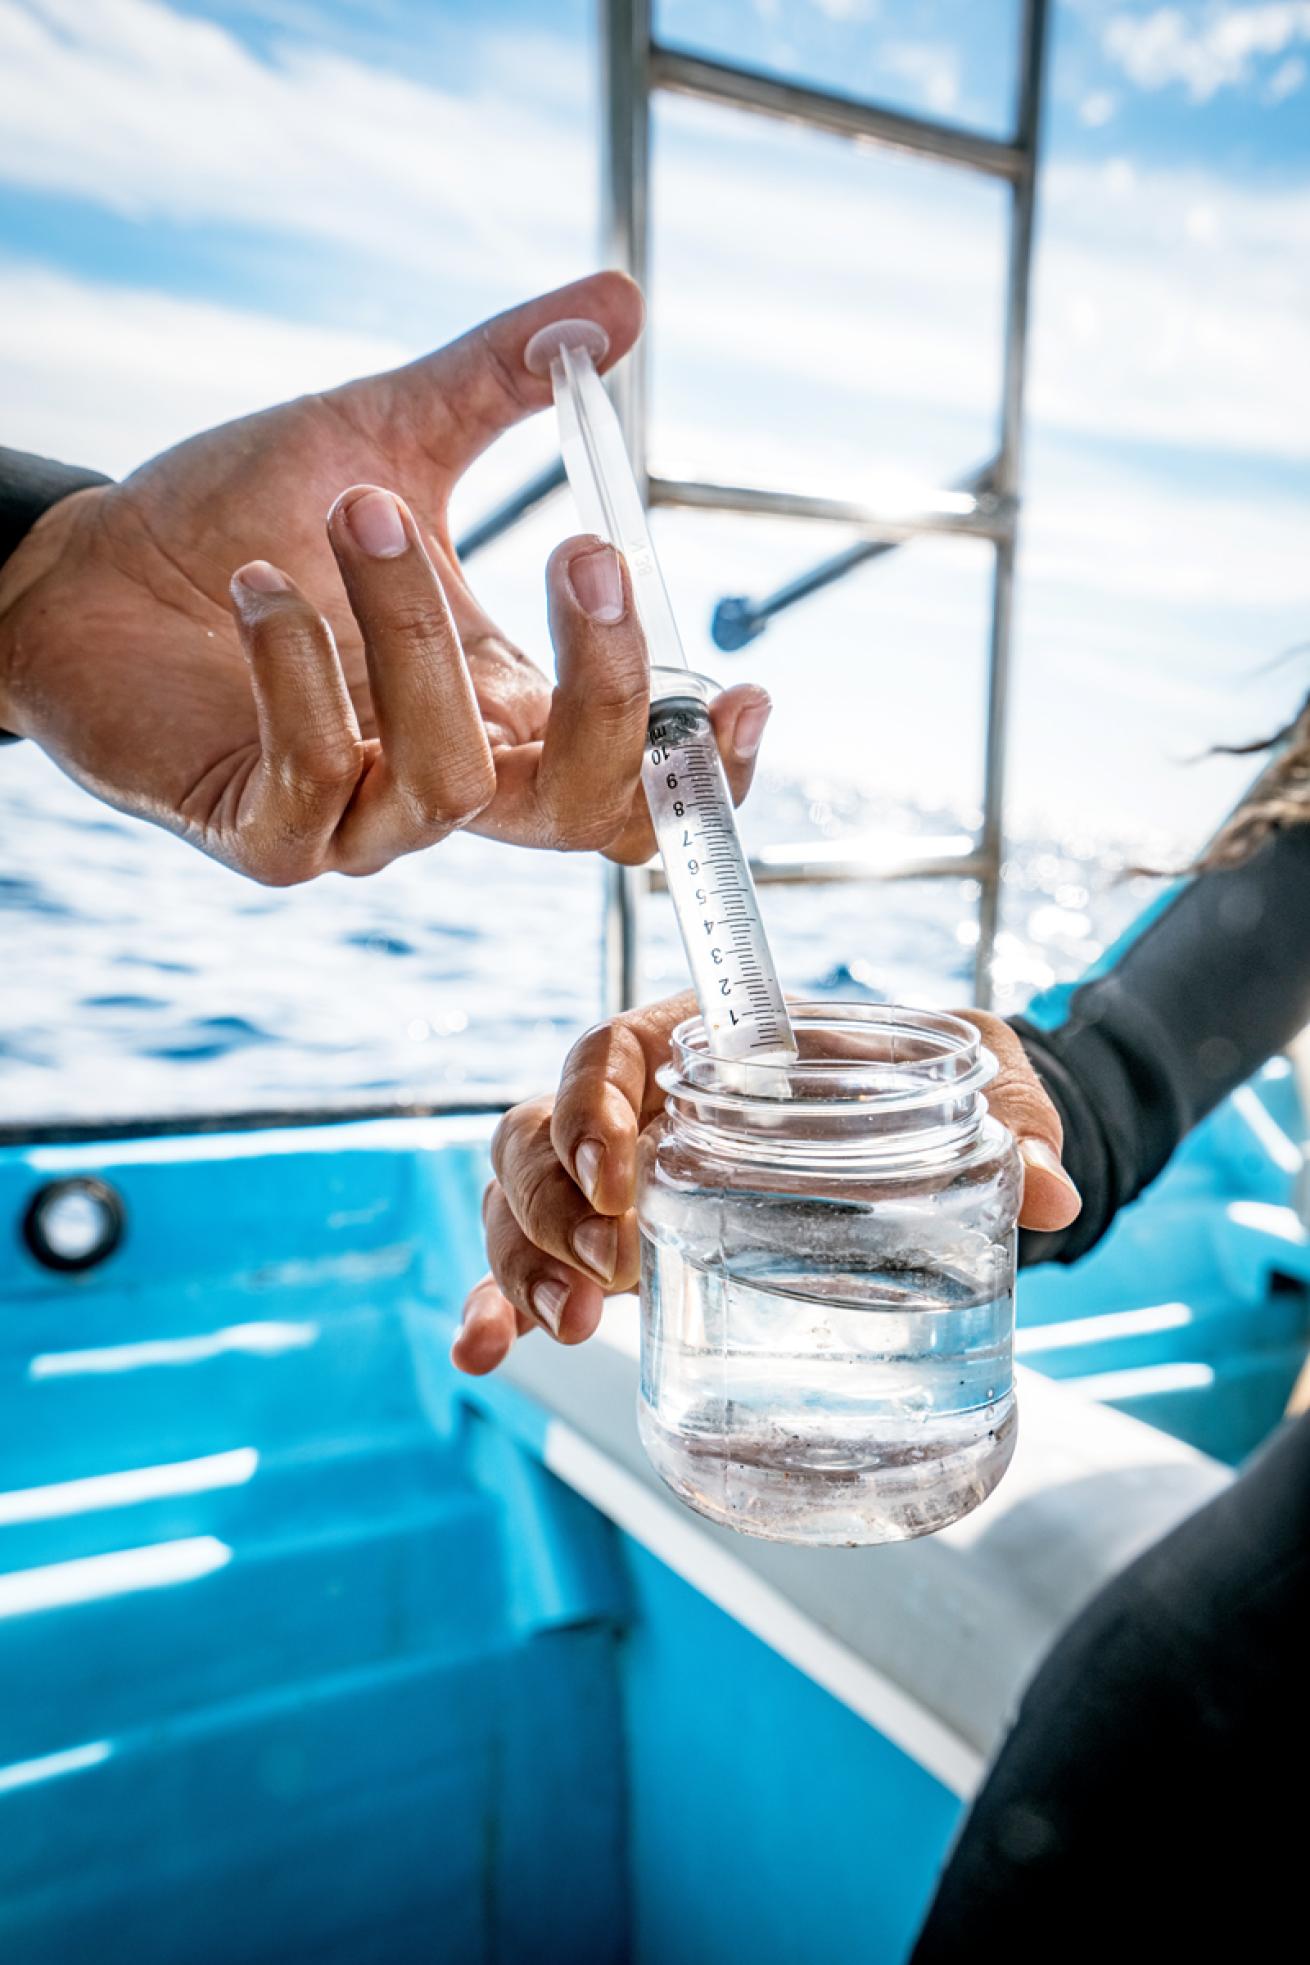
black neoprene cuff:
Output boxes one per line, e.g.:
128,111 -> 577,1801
1,446 -> 114,742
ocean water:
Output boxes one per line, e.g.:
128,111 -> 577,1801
1,742 -> 1161,1126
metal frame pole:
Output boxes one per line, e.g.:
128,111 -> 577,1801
974,0 -> 1049,1006
598,0 -> 651,1016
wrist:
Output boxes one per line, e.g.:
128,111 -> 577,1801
0,485 -> 106,738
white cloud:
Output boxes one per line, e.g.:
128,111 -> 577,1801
878,39 -> 962,115
650,126 -> 1310,469
0,262 -> 407,473
3,5 -> 1308,470
1104,3 -> 1310,102
1078,89 -> 1118,125
1028,159 -> 1310,462
1264,49 -> 1308,95
807,0 -> 880,20
0,0 -> 589,285
1022,445 -> 1310,615
1,0 -> 1307,845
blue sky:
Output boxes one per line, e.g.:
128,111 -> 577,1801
1,0 -> 1307,847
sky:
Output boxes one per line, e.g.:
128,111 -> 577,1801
0,0 -> 1308,850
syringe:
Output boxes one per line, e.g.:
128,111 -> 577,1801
526,319 -> 796,1063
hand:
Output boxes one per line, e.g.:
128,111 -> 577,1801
0,273 -> 771,882
452,996 -> 1083,1377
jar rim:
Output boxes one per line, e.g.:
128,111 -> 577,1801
661,1001 -> 997,1116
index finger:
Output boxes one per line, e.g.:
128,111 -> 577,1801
530,537 -> 651,850
550,992 -> 696,1214
326,486 -> 497,868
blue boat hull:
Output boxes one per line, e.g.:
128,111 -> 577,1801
0,1074 -> 1302,1962
0,1119 -> 958,1963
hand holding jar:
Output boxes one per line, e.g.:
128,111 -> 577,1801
456,993 -> 1084,1546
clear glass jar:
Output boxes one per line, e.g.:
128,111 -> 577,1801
636,1003 -> 1022,1546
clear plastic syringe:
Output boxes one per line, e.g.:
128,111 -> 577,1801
528,321 -> 796,1062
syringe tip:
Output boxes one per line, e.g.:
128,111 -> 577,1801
523,317 -> 610,378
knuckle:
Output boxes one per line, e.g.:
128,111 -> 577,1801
550,795 -> 632,854
559,1021 -> 620,1091
401,792 -> 462,838
603,832 -> 653,868
565,813 -> 624,853
970,1013 -> 1013,1045
245,606 -> 321,666
956,1009 -> 1013,1058
242,861 -> 302,890
401,769 -> 496,837
995,1074 -> 1062,1146
239,839 -> 324,888
380,597 -> 452,644
512,1152 -> 564,1249
284,751 -> 359,798
256,791 -> 340,867
491,1098 -> 552,1186
579,671 -> 648,719
485,1224 -> 533,1313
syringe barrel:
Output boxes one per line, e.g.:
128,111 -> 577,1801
644,668 -> 795,1061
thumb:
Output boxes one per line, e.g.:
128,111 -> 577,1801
378,270 -> 645,472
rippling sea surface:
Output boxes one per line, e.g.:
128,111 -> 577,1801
2,744 -> 1165,1126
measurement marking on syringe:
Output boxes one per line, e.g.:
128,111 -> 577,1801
641,700 -> 795,1064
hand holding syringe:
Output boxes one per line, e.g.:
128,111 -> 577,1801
525,319 -> 797,1064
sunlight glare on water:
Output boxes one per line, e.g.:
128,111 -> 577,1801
1,742 -> 1167,1123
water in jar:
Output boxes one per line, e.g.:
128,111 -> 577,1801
639,1212 -> 1016,1547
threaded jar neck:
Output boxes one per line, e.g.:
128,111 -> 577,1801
657,1003 -> 997,1170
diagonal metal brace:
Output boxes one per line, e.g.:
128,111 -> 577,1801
711,459 -> 1001,651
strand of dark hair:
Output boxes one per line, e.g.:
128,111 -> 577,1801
1192,686 -> 1310,872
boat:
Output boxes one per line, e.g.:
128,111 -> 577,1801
0,1015 -> 1303,1960
3,3 -> 1308,1959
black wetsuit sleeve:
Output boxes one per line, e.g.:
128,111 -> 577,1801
1014,820 -> 1310,1268
1,446 -> 114,742
0,446 -> 111,571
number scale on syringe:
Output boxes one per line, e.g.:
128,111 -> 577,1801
645,693 -> 793,1060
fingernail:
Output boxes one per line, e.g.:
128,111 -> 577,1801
531,1277 -> 570,1336
1020,1137 -> 1081,1199
733,694 -> 772,761
571,1215 -> 617,1283
568,544 -> 625,624
575,1138 -> 604,1205
232,560 -> 291,598
340,488 -> 408,559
